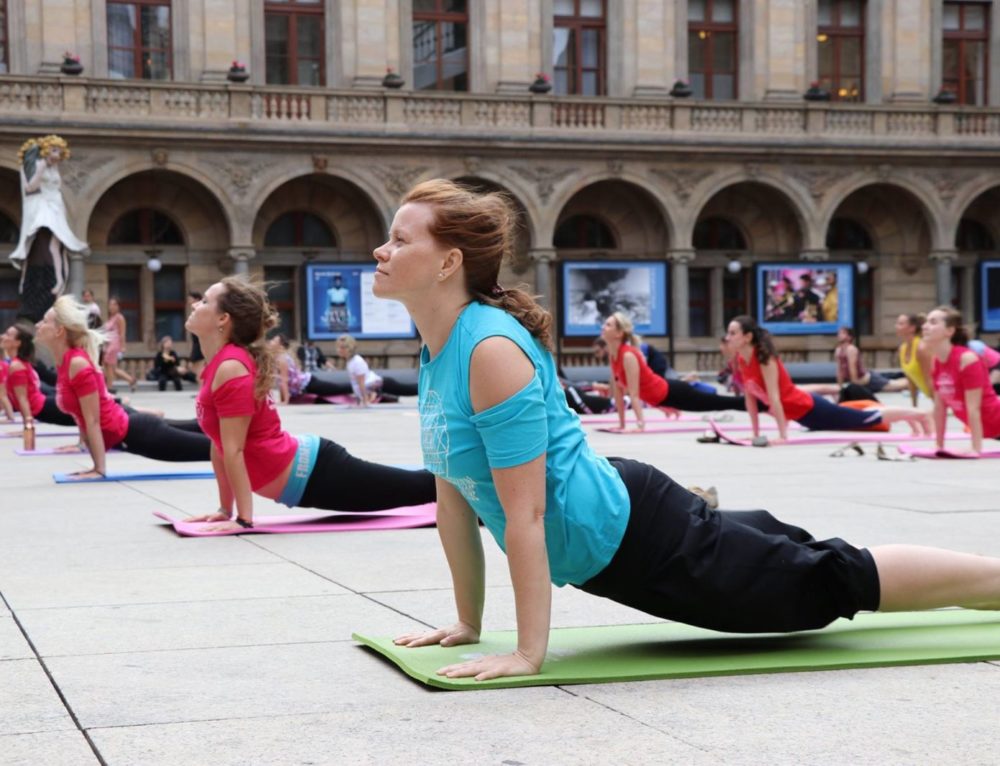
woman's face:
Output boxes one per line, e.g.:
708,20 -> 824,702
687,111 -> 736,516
1,326 -> 16,353
161,336 -> 173,350
108,298 -> 119,314
600,316 -> 622,344
894,314 -> 914,339
185,282 -> 225,338
34,311 -> 61,350
921,310 -> 953,346
82,289 -> 94,302
725,320 -> 752,354
372,202 -> 452,304
836,327 -> 851,344
336,342 -> 351,359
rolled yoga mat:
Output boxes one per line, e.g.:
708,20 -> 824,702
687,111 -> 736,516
154,502 -> 437,536
896,445 -> 1000,459
54,468 -> 214,483
708,421 -> 963,447
354,609 -> 1000,691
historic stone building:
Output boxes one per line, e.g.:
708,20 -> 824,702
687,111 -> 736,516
1,0 -> 999,368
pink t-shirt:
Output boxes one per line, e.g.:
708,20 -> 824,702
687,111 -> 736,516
609,343 -> 669,406
56,348 -> 130,447
8,360 -> 46,417
736,349 -> 815,421
0,358 -> 8,388
932,345 -> 1000,439
196,344 -> 298,491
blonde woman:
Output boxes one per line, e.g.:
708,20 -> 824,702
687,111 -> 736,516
101,297 -> 136,391
335,334 -> 418,406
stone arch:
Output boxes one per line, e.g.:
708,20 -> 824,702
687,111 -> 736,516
448,167 -> 541,247
544,172 -> 675,250
954,185 -> 1000,251
551,178 -> 671,256
252,174 -> 384,256
82,162 -> 234,246
0,167 -> 21,233
87,170 -> 229,249
684,171 -> 815,250
823,183 -> 933,256
691,181 -> 806,254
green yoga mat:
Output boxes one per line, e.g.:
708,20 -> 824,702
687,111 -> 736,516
354,609 -> 1000,690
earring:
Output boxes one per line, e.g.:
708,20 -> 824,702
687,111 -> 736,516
438,272 -> 445,279
218,326 -> 224,334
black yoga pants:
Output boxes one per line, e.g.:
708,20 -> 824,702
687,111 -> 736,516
304,377 -> 352,397
37,396 -> 77,427
660,379 -> 747,412
120,412 -> 211,461
298,438 -> 436,511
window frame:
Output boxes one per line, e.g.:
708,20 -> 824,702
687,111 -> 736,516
107,208 -> 185,247
0,0 -> 9,74
942,1 -> 990,106
817,0 -> 865,102
264,265 -> 299,339
553,0 -> 607,96
107,0 -> 173,80
264,0 -> 326,86
107,265 -> 143,343
412,0 -> 470,92
688,0 -> 740,100
263,211 -> 336,248
152,264 -> 187,343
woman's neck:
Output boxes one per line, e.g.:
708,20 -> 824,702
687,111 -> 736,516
199,333 -> 227,363
51,340 -> 70,367
930,339 -> 952,362
408,291 -> 470,359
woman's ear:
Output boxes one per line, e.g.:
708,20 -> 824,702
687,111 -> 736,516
440,247 -> 464,278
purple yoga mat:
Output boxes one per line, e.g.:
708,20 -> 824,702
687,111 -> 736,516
896,445 -> 1000,459
596,422 -> 802,435
708,421 -> 960,447
579,412 -> 709,425
154,502 -> 438,537
2,430 -> 76,439
16,446 -> 90,456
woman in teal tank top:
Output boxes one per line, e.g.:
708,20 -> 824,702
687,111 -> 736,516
375,178 -> 1000,684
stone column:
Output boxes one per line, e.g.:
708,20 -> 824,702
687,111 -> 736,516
710,266 -> 725,336
67,252 -> 86,299
669,250 -> 695,340
630,0 -> 673,97
930,250 -> 957,306
891,0 -> 932,101
763,0 -> 806,100
493,0 -> 532,92
529,248 -> 556,309
228,247 -> 255,277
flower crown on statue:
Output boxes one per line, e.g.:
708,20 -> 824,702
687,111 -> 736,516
18,135 -> 72,164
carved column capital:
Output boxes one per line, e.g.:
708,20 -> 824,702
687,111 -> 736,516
929,249 -> 958,264
799,249 -> 829,263
228,247 -> 255,276
667,249 -> 696,265
529,248 -> 557,264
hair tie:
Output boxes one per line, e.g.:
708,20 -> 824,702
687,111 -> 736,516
490,284 -> 505,298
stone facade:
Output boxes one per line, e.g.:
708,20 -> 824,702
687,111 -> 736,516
1,0 -> 999,368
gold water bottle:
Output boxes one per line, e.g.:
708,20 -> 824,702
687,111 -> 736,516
23,422 -> 35,452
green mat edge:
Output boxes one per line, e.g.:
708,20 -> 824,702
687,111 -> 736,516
352,610 -> 1000,691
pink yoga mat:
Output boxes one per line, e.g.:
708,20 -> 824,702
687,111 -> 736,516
154,502 -> 437,536
896,445 -> 1000,459
579,412 -> 711,425
596,422 -> 802,435
708,421 -> 960,447
15,446 -> 104,456
288,393 -> 352,406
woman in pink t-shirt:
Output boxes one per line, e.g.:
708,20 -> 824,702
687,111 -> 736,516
923,306 -> 1000,455
2,324 -> 76,430
34,297 -> 210,479
0,356 -> 16,422
183,277 -> 435,532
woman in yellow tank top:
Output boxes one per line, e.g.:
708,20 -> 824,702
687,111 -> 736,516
896,313 -> 932,404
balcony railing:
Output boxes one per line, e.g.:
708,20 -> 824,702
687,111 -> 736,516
1,75 -> 998,145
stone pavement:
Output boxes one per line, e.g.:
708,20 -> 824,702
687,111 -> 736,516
1,389 -> 998,766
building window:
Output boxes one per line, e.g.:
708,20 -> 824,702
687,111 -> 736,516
688,268 -> 711,337
108,266 -> 142,342
264,266 -> 297,338
0,209 -> 17,244
689,0 -> 738,100
413,0 -> 468,91
0,1 -> 9,74
107,209 -> 184,246
153,265 -> 186,342
553,0 -> 606,96
826,217 -> 873,251
0,266 -> 18,330
265,0 -> 324,86
817,0 -> 864,101
553,215 -> 616,249
956,218 -> 995,251
264,212 -> 336,248
856,268 -> 874,335
943,1 -> 989,105
693,217 -> 746,250
107,0 -> 172,80
722,269 -> 750,320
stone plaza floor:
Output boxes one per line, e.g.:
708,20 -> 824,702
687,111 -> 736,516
1,387 -> 998,765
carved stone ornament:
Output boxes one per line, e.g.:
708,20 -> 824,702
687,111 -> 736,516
371,165 -> 429,199
203,155 -> 279,197
151,148 -> 169,167
607,158 -> 624,176
509,164 -> 575,204
649,167 -> 706,203
60,153 -> 118,194
914,169 -> 971,202
788,167 -> 851,200
463,155 -> 482,174
875,163 -> 892,182
312,155 -> 328,172
744,162 -> 760,179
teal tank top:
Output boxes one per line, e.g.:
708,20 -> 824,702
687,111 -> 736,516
418,302 -> 630,587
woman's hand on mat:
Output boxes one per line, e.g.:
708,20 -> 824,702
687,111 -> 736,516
660,407 -> 681,420
203,520 -> 246,533
186,510 -> 232,523
436,650 -> 540,681
393,621 -> 480,649
67,469 -> 103,480
54,443 -> 85,453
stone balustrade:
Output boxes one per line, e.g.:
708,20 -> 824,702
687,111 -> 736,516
1,75 -> 999,147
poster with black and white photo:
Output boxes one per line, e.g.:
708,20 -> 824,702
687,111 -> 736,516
561,261 -> 668,337
982,260 -> 1000,332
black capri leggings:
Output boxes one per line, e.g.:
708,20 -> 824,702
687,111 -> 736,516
119,411 -> 211,462
304,377 -> 352,397
579,458 -> 879,634
298,438 -> 436,511
379,376 -> 418,397
659,379 -> 747,412
37,396 -> 77,427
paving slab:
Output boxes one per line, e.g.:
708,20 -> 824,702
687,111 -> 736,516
0,731 -> 99,766
0,614 -> 33,660
0,659 -> 77,735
